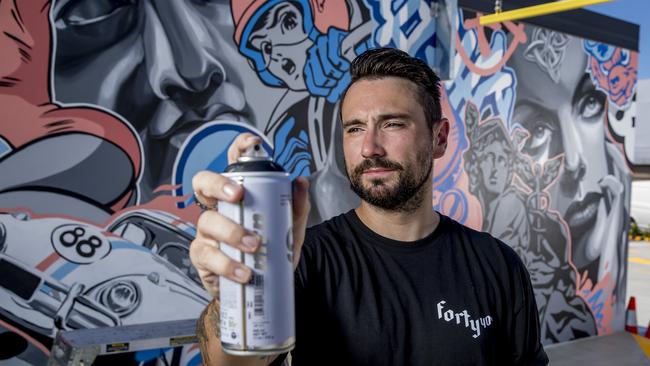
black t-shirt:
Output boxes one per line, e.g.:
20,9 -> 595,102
278,210 -> 548,366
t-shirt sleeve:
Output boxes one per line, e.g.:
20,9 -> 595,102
295,227 -> 317,291
508,251 -> 549,366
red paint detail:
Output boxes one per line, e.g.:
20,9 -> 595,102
36,251 -> 60,272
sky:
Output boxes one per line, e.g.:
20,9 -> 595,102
586,0 -> 648,79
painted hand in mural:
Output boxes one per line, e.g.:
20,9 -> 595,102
190,133 -> 311,298
304,27 -> 352,103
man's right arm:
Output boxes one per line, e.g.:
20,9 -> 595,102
196,299 -> 280,366
190,134 -> 310,366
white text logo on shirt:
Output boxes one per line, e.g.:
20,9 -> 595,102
436,300 -> 493,339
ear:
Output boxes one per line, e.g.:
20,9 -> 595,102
433,118 -> 450,159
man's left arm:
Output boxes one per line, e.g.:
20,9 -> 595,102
509,260 -> 549,366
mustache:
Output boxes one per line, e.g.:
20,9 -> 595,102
352,158 -> 404,176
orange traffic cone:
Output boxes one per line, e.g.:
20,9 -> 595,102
625,297 -> 639,334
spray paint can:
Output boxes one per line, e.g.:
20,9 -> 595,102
218,145 -> 295,356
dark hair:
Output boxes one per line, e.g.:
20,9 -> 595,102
343,48 -> 442,128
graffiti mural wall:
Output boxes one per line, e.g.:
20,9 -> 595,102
0,0 -> 636,364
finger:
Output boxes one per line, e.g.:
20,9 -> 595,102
317,34 -> 342,79
598,175 -> 623,196
328,72 -> 351,103
197,210 -> 261,252
304,60 -> 329,96
192,170 -> 243,206
307,43 -> 330,86
327,29 -> 349,71
291,176 -> 311,267
227,133 -> 262,164
190,238 -> 253,285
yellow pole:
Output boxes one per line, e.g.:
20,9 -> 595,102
480,0 -> 613,25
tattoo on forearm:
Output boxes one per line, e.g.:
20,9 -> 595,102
196,300 -> 220,365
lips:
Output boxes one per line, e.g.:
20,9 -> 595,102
364,168 -> 395,174
564,191 -> 603,240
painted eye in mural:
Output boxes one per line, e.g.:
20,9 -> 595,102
281,11 -> 298,32
262,42 -> 273,55
522,120 -> 554,161
530,123 -> 552,148
58,0 -> 135,26
578,91 -> 606,119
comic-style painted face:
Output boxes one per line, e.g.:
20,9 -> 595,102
51,0 -> 266,201
479,141 -> 510,196
510,33 -> 610,255
247,2 -> 312,91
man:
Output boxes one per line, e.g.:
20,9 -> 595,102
190,48 -> 547,365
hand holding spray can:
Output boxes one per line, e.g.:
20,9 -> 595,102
218,144 -> 295,356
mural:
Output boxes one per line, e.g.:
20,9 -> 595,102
0,0 -> 636,364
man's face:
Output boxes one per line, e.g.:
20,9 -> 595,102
51,0 -> 269,198
248,2 -> 311,91
341,77 -> 447,211
510,36 -> 609,245
479,141 -> 509,195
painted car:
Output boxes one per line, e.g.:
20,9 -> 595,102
0,210 -> 209,338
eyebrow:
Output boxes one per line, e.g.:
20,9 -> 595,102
342,113 -> 412,127
248,4 -> 290,45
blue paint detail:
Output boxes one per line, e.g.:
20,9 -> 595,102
187,353 -> 203,366
400,10 -> 422,38
391,0 -> 407,14
51,262 -> 78,280
584,40 -> 615,62
367,0 -> 442,71
173,122 -> 273,208
0,137 -> 11,159
272,117 -> 312,179
39,283 -> 56,296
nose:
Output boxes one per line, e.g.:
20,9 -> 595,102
143,2 -> 225,102
361,129 -> 386,159
559,110 -> 586,190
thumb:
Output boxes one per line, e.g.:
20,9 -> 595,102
291,176 -> 310,268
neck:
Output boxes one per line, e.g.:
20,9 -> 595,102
355,182 -> 439,242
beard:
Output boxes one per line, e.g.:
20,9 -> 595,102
347,146 -> 433,212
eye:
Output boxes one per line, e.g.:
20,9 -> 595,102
384,121 -> 404,129
344,126 -> 364,134
53,0 -> 137,62
529,123 -> 552,149
281,11 -> 298,32
262,42 -> 273,55
521,119 -> 556,161
59,0 -> 135,26
578,91 -> 605,119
